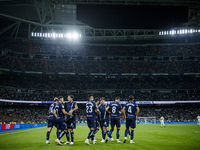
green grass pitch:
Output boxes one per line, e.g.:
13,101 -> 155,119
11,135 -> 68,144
0,124 -> 200,150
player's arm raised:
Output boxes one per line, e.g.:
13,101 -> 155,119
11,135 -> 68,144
136,107 -> 140,120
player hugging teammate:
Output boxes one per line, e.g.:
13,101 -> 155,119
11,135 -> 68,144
46,94 -> 140,145
46,95 -> 78,146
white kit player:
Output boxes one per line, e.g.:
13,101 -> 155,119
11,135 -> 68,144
160,116 -> 165,128
197,115 -> 200,126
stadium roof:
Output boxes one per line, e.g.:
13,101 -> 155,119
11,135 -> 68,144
0,0 -> 200,42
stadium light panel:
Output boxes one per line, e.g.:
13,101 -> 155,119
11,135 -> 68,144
68,33 -> 72,38
185,30 -> 187,34
73,33 -> 78,39
190,29 -> 193,33
30,32 -> 81,39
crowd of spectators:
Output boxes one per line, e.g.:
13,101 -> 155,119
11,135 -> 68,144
0,55 -> 199,73
0,104 -> 199,123
0,76 -> 199,90
1,40 -> 200,56
0,106 -> 47,123
1,90 -> 200,101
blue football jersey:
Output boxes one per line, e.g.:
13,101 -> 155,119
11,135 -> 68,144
86,100 -> 98,119
109,101 -> 122,117
54,102 -> 65,118
48,103 -> 56,118
125,101 -> 138,117
99,104 -> 109,120
65,101 -> 77,119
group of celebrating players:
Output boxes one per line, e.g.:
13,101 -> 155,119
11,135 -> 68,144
46,94 -> 140,146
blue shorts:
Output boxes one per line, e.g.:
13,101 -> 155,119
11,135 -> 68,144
111,116 -> 120,128
48,117 -> 56,128
126,117 -> 136,128
87,118 -> 96,128
101,119 -> 109,127
56,118 -> 67,130
66,118 -> 76,129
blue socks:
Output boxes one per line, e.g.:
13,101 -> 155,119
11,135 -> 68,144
58,131 -> 66,140
94,128 -> 99,134
116,129 -> 120,139
125,129 -> 129,138
87,129 -> 94,139
46,131 -> 50,140
71,132 -> 74,142
57,131 -> 61,139
103,132 -> 106,140
66,132 -> 70,141
131,130 -> 134,140
108,129 -> 113,138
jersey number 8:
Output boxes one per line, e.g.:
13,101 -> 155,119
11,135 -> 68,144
112,107 -> 116,113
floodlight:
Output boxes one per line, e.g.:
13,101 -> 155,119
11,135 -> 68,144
68,33 -> 72,38
185,30 -> 187,33
73,33 -> 78,39
53,33 -> 55,38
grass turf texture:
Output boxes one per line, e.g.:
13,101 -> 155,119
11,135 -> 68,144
0,124 -> 199,150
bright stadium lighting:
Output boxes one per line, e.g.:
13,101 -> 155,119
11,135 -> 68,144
185,30 -> 187,33
172,30 -> 176,35
61,33 -> 63,38
80,34 -> 81,37
190,29 -> 193,33
68,33 -> 72,38
53,33 -> 55,38
73,33 -> 78,39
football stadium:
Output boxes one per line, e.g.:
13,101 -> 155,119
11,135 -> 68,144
0,0 -> 200,150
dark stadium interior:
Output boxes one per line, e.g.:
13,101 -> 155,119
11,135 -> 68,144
0,0 -> 200,132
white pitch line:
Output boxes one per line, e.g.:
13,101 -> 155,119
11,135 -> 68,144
0,127 -> 44,136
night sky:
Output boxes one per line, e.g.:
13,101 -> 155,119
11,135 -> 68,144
77,5 -> 188,29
